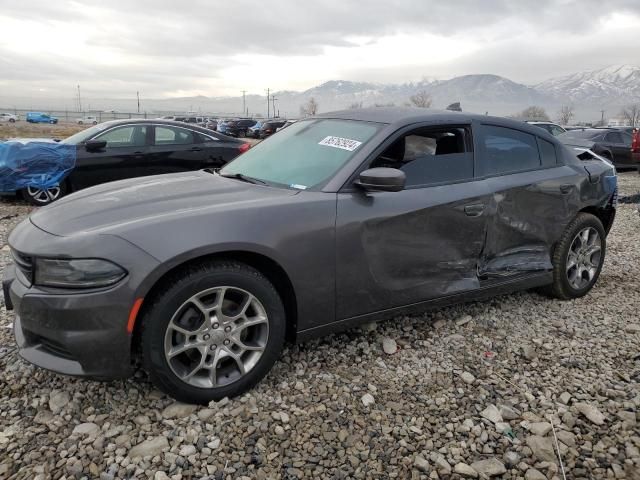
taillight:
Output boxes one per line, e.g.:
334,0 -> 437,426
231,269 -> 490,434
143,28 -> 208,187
632,130 -> 639,153
238,143 -> 250,153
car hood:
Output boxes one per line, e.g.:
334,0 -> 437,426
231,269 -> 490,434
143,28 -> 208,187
30,171 -> 298,237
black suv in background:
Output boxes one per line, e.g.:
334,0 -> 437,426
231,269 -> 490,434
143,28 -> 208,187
224,119 -> 257,137
260,119 -> 287,138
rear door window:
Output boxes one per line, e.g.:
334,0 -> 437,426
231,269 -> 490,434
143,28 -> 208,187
478,125 -> 541,176
154,126 -> 195,145
605,132 -> 624,144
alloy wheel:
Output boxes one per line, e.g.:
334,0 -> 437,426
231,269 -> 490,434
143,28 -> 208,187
164,286 -> 269,388
26,185 -> 62,204
566,227 -> 602,290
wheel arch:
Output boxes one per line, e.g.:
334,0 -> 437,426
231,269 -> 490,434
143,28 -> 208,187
579,205 -> 615,234
132,250 -> 299,352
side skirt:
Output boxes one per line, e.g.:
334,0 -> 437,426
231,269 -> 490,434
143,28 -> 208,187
295,271 -> 552,342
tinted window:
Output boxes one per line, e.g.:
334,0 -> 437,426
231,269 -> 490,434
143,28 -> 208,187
550,126 -> 565,136
605,132 -> 624,143
560,130 -> 604,140
222,119 -> 380,189
537,138 -> 557,167
154,126 -> 194,145
95,125 -> 147,147
370,127 -> 473,186
479,125 -> 540,175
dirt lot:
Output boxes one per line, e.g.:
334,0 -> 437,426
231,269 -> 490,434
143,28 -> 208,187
0,173 -> 639,479
0,122 -> 86,141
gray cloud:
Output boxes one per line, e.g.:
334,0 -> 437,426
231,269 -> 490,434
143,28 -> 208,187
0,0 -> 638,100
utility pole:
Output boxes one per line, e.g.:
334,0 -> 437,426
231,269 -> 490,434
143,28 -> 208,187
77,85 -> 82,112
272,96 -> 278,117
265,88 -> 270,118
241,90 -> 246,117
137,91 -> 140,113
600,110 -> 605,126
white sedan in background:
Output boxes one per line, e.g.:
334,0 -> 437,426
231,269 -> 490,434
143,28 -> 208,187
0,113 -> 19,123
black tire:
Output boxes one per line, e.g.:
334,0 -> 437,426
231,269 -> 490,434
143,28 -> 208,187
78,121 -> 83,125
543,213 -> 606,300
141,260 -> 286,404
21,181 -> 68,206
9,118 -> 15,123
92,121 -> 97,125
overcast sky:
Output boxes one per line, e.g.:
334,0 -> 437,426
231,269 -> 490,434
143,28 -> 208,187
1,0 -> 639,101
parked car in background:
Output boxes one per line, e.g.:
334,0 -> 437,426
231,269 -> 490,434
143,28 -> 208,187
259,119 -> 287,138
203,119 -> 218,131
26,112 -> 58,124
558,128 -> 636,170
276,120 -> 297,132
526,121 -> 566,136
2,119 -> 250,205
0,113 -> 19,123
247,121 -> 263,138
2,108 -> 617,403
76,115 -> 98,125
217,119 -> 231,135
223,119 -> 257,137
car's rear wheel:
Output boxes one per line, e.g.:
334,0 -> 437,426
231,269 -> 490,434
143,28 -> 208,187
9,118 -> 15,123
22,182 -> 67,206
544,213 -> 606,299
141,260 -> 286,403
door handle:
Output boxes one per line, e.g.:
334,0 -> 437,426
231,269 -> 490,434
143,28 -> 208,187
560,184 -> 572,194
190,147 -> 202,152
464,204 -> 484,217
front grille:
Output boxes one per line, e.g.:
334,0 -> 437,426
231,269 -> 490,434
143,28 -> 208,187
10,249 -> 33,285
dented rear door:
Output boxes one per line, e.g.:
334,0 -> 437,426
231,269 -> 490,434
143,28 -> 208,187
474,122 -> 581,278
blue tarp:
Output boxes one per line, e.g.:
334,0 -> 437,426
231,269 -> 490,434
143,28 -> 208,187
0,141 -> 76,192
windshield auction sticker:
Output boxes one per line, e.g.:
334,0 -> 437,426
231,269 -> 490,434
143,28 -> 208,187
318,136 -> 362,152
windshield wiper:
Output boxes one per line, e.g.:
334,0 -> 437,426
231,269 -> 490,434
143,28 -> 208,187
218,171 -> 267,185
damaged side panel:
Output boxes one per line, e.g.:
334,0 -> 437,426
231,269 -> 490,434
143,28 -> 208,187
0,141 -> 76,192
335,180 -> 491,320
478,166 -> 589,278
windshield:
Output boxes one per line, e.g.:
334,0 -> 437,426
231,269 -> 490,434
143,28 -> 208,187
559,130 -> 603,140
221,118 -> 381,189
61,123 -> 111,145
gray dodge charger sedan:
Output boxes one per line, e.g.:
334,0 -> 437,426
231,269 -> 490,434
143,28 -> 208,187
3,108 -> 617,403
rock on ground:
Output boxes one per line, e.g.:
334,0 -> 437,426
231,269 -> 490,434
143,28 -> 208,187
1,172 -> 640,478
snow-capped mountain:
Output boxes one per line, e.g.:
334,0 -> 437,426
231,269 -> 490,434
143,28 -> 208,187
3,65 -> 638,121
535,65 -> 640,105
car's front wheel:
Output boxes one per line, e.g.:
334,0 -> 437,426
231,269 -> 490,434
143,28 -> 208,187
9,118 -> 15,123
141,260 -> 286,403
22,182 -> 67,206
545,213 -> 606,299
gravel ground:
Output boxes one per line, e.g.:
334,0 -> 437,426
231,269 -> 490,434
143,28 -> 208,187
0,173 -> 639,480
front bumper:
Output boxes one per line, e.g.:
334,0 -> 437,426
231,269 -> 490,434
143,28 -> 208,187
4,264 -> 134,379
5,218 -> 161,379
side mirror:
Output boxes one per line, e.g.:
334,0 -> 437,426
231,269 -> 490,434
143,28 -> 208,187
355,167 -> 405,192
85,139 -> 107,152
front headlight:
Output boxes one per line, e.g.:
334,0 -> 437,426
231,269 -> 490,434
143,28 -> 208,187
34,258 -> 127,288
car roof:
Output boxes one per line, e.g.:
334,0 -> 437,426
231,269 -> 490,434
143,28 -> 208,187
315,107 -> 549,135
95,118 -> 228,135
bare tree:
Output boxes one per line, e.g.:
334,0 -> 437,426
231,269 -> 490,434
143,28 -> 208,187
348,101 -> 363,109
300,97 -> 319,116
516,106 -> 550,121
557,105 -> 574,125
409,90 -> 433,108
621,104 -> 640,127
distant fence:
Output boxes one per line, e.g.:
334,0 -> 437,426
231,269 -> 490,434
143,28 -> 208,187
0,108 -> 246,123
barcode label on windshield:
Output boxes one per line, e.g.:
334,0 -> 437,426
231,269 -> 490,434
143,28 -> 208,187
318,136 -> 362,152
